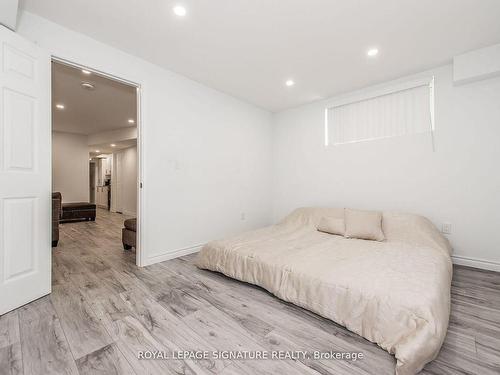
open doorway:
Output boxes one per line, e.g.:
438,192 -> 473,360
51,59 -> 141,265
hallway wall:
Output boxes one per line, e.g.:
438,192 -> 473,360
52,131 -> 89,203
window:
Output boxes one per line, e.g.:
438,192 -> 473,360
325,77 -> 434,146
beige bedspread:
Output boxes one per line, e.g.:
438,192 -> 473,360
196,207 -> 453,374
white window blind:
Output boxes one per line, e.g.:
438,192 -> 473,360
325,79 -> 434,146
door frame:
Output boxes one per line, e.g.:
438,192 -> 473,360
51,56 -> 145,267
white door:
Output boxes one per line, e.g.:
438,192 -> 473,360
0,26 -> 51,314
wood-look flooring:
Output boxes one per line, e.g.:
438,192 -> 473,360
1,208 -> 499,374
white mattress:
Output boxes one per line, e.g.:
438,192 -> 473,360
196,207 -> 453,375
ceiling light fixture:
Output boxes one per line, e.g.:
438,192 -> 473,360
110,144 -> 116,147
367,48 -> 379,57
128,119 -> 135,124
173,5 -> 187,17
285,79 -> 295,87
81,82 -> 95,90
55,104 -> 65,109
81,69 -> 91,75
95,150 -> 100,153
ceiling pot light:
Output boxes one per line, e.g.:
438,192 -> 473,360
173,5 -> 187,17
55,104 -> 65,109
95,150 -> 100,153
285,79 -> 295,87
110,144 -> 116,147
81,69 -> 91,75
367,48 -> 379,57
128,119 -> 135,124
81,82 -> 95,90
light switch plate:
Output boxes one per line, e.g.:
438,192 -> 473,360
442,223 -> 452,235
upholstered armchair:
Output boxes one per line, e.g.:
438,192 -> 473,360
122,218 -> 136,250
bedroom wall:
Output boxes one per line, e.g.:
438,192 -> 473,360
272,64 -> 500,270
18,11 -> 273,266
52,131 -> 89,203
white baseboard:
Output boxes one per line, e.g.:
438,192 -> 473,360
140,245 -> 500,273
142,244 -> 203,267
121,210 -> 136,217
452,255 -> 500,272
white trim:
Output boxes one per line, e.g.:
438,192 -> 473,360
142,244 -> 203,267
429,76 -> 435,132
452,255 -> 500,272
121,209 -> 136,217
51,56 -> 139,87
136,85 -> 145,266
324,108 -> 329,147
429,76 -> 436,152
329,130 -> 431,146
51,56 -> 144,268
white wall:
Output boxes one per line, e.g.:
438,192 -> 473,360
18,11 -> 273,265
25,10 -> 499,271
272,64 -> 500,269
52,131 -> 89,203
454,43 -> 500,84
114,146 -> 137,216
88,127 -> 137,146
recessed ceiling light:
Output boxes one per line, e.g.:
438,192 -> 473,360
81,69 -> 91,75
110,144 -> 116,147
95,150 -> 100,153
81,82 -> 95,90
285,79 -> 295,87
128,119 -> 135,124
55,104 -> 65,109
367,48 -> 379,57
173,5 -> 187,17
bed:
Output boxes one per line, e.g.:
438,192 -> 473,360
196,207 -> 453,374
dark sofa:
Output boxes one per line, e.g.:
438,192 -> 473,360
61,202 -> 97,222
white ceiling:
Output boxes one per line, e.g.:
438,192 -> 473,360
23,0 -> 500,111
52,61 -> 137,134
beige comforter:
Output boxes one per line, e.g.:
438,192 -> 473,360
196,208 -> 453,374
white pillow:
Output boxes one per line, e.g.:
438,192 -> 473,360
345,208 -> 385,241
317,216 -> 345,236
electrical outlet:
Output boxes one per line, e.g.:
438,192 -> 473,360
441,223 -> 452,235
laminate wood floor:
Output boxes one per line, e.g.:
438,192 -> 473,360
1,209 -> 499,374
